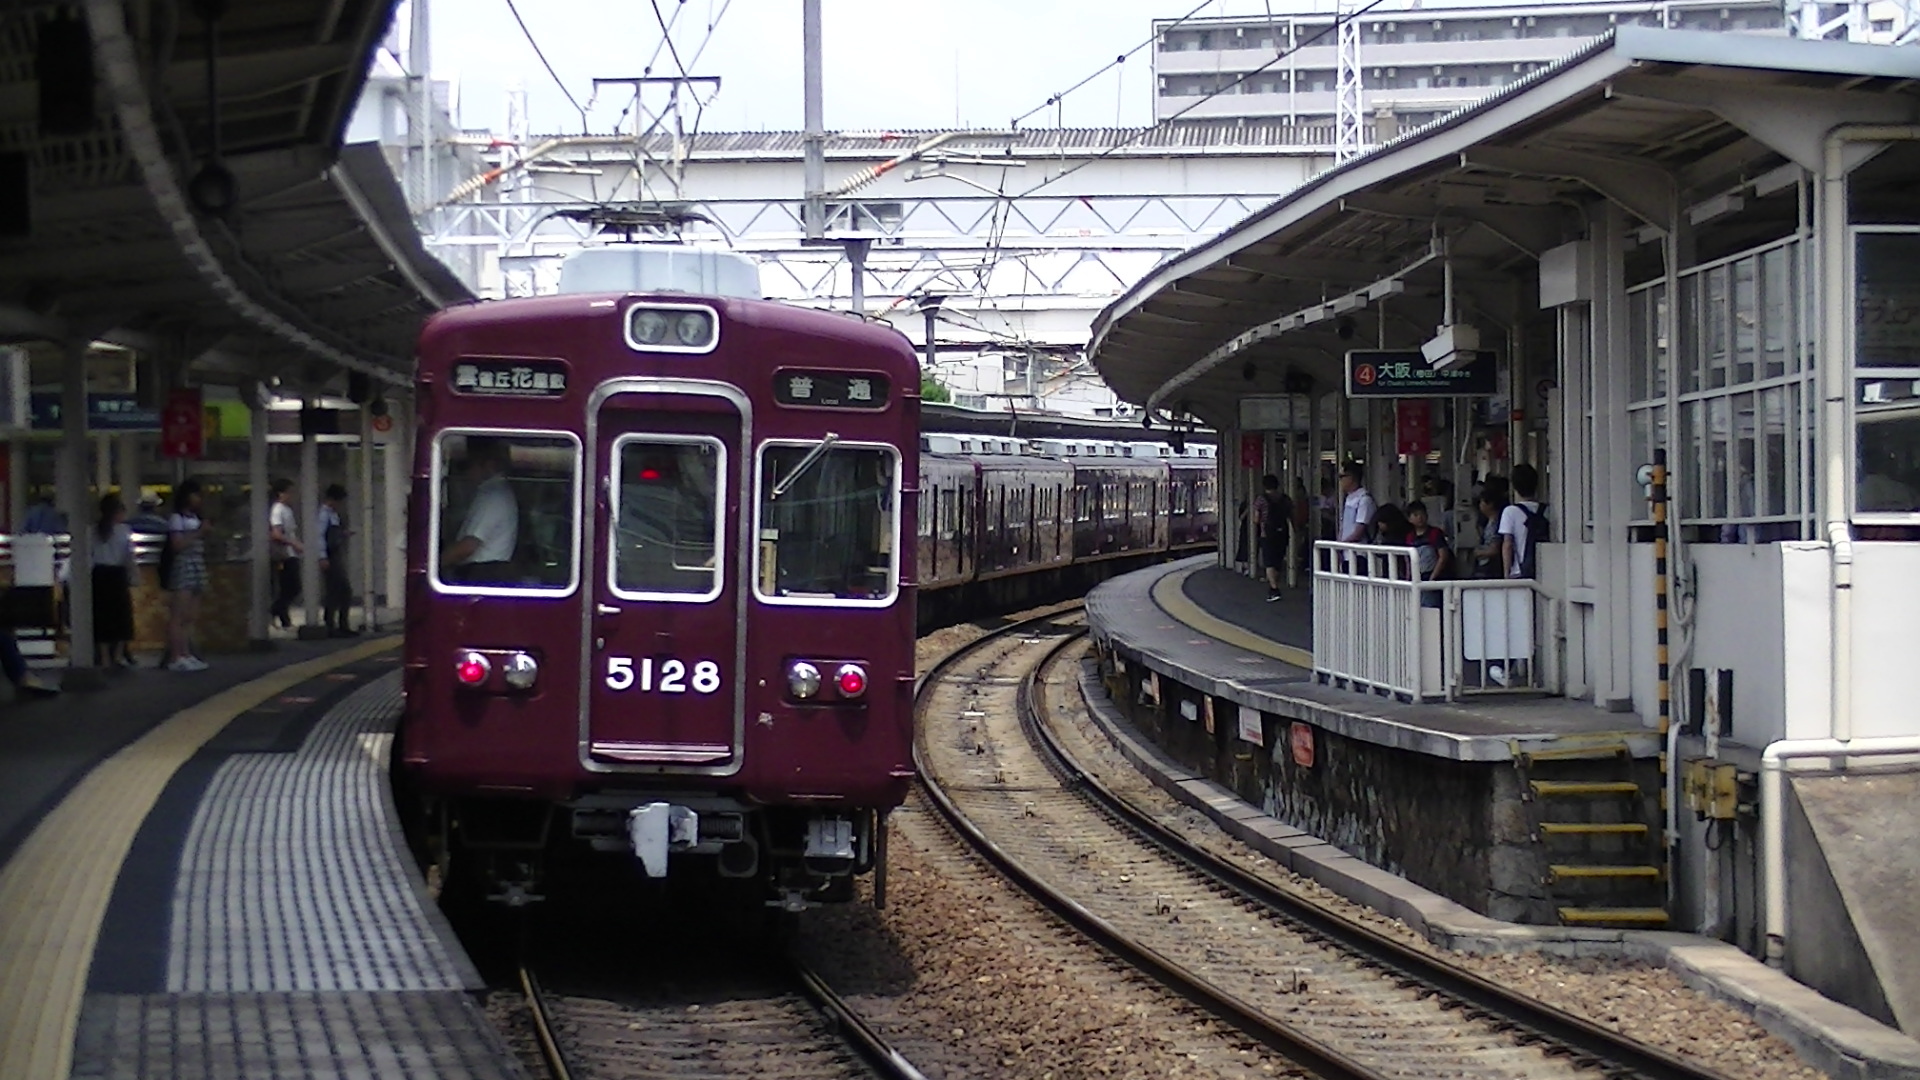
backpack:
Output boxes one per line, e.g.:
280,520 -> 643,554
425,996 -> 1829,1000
1411,525 -> 1452,579
1514,503 -> 1550,579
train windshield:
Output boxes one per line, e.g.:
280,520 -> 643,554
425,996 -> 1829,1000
755,442 -> 898,604
611,436 -> 724,599
433,430 -> 580,594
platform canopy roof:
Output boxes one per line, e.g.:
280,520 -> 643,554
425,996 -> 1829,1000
0,1 -> 470,389
1088,27 -> 1920,431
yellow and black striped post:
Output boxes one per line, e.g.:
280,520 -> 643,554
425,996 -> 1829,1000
1652,450 -> 1670,814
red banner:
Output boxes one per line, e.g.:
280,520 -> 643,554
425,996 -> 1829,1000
1240,433 -> 1261,469
1396,400 -> 1432,457
161,388 -> 203,459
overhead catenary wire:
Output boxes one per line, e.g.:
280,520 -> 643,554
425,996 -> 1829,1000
1010,0 -> 1214,128
503,0 -> 589,133
1013,0 -> 1396,201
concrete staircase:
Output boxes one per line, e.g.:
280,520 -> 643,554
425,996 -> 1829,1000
1513,734 -> 1669,928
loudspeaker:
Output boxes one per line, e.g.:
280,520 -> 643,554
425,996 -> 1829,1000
37,14 -> 95,136
346,371 -> 371,404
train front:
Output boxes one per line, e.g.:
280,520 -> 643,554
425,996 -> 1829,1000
403,271 -> 920,910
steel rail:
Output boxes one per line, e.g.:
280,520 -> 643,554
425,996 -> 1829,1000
787,955 -> 933,1080
913,608 -> 1394,1080
518,964 -> 577,1080
1018,630 -> 1737,1080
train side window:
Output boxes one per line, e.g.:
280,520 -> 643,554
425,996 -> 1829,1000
939,488 -> 958,540
433,430 -> 580,595
610,435 -> 724,601
755,441 -> 900,605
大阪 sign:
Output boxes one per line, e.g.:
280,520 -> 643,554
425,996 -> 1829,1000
1345,350 -> 1497,397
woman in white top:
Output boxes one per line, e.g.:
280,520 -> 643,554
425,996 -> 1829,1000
92,493 -> 137,667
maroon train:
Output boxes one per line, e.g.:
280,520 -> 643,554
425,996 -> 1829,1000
401,291 -> 918,910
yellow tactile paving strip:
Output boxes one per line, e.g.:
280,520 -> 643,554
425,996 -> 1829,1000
0,636 -> 401,1080
1149,564 -> 1315,670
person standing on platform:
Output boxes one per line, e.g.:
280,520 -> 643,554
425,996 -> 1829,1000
1406,500 -> 1453,609
22,494 -> 62,535
92,494 -> 137,668
163,480 -> 210,672
1500,463 -> 1549,580
127,493 -> 168,536
267,479 -> 303,631
318,483 -> 356,637
1337,462 -> 1376,544
1254,474 -> 1293,602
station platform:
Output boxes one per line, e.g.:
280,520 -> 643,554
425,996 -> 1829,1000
1094,554 -> 1657,762
1083,556 -> 1920,1080
0,640 -> 516,1080
1086,555 -> 1667,928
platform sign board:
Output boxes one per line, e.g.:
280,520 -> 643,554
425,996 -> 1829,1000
1290,722 -> 1316,769
30,392 -> 161,432
1346,350 -> 1497,397
161,388 -> 203,458
1396,400 -> 1433,456
1237,705 -> 1264,746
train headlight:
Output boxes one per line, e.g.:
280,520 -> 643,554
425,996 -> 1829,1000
455,651 -> 491,687
631,309 -> 669,345
673,310 -> 713,346
502,651 -> 539,690
787,660 -> 822,700
834,663 -> 868,699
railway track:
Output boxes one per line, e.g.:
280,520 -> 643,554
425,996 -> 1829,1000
516,952 -> 929,1080
914,608 -> 1737,1080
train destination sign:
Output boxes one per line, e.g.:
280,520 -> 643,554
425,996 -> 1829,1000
451,358 -> 570,398
774,370 -> 890,410
1345,350 -> 1497,397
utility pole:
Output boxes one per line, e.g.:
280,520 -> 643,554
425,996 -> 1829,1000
409,0 -> 433,209
802,0 -> 826,239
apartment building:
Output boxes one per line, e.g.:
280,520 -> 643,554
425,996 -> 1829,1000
1153,1 -> 1792,138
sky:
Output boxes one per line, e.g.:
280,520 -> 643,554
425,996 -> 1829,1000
424,0 -> 1554,137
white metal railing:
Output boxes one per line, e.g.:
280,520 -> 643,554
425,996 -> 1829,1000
1312,541 -> 1543,702
0,532 -> 169,571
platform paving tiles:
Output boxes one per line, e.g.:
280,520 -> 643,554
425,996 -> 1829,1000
165,671 -> 470,993
68,671 -> 516,1079
70,991 -> 521,1080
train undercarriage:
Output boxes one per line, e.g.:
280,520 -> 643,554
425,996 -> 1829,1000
417,791 -> 885,912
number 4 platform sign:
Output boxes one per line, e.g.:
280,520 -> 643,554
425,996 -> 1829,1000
161,388 -> 203,459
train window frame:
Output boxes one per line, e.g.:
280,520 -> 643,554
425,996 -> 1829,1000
428,427 -> 584,599
607,433 -> 728,604
751,438 -> 903,609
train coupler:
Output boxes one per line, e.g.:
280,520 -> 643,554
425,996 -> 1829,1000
627,803 -> 700,877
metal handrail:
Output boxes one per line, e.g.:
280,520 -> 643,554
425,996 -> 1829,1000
1312,540 -> 1541,702
0,531 -> 169,568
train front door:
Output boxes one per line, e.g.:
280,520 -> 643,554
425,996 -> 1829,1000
583,383 -> 746,772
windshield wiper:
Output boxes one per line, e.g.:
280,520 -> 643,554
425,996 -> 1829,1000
771,433 -> 840,500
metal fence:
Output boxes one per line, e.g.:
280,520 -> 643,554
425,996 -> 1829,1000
1312,541 -> 1541,702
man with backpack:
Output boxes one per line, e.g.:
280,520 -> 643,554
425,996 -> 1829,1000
1254,474 -> 1293,602
1499,463 -> 1549,580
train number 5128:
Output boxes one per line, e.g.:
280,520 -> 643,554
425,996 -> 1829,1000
605,656 -> 722,694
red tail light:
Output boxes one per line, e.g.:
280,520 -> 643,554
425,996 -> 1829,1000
456,651 -> 491,686
834,663 -> 867,699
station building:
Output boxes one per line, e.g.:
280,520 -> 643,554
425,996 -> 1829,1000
1090,25 -> 1920,1048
